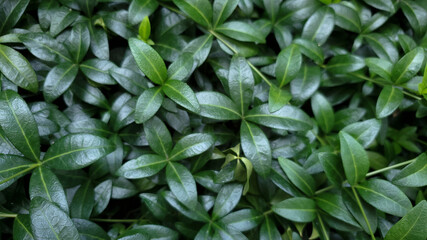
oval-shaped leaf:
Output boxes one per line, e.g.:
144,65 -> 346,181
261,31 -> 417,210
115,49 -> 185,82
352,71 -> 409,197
216,21 -> 266,43
166,162 -> 198,209
0,154 -> 35,190
326,54 -> 365,74
196,91 -> 242,120
376,86 -> 403,119
43,62 -> 78,102
392,47 -> 424,84
302,6 -> 335,45
212,183 -> 243,220
228,56 -> 254,115
315,193 -> 360,227
135,87 -> 164,124
311,92 -> 334,133
385,200 -> 427,240
173,0 -> 212,28
116,154 -> 167,179
144,117 -> 172,157
342,119 -> 381,148
278,157 -> 316,196
273,197 -> 317,223
169,133 -> 214,161
163,80 -> 200,113
276,44 -> 302,88
319,152 -> 345,186
70,181 -> 95,219
393,153 -> 427,187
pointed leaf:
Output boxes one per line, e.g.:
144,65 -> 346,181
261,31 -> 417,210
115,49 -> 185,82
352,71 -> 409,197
339,131 -> 370,185
327,54 -> 365,74
393,153 -> 427,187
0,154 -> 35,190
163,80 -> 200,113
311,92 -> 334,133
116,154 -> 167,178
166,162 -> 198,209
315,193 -> 360,227
13,214 -> 34,240
268,85 -> 292,113
129,0 -> 158,25
278,157 -> 316,196
0,0 -> 29,34
392,47 -> 424,84
173,0 -> 212,28
196,91 -> 242,120
273,197 -> 317,223
43,63 -> 78,102
342,119 -> 381,148
228,56 -> 254,114
302,6 -> 335,45
212,183 -> 243,220
216,21 -> 266,43
144,117 -> 172,157
376,86 -> 403,118
276,44 -> 302,88
70,181 -> 95,219
385,200 -> 427,240
319,152 -> 345,186
169,133 -> 214,161
213,0 -> 239,28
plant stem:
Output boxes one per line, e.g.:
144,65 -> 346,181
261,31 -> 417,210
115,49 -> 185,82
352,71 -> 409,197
351,187 -> 376,240
0,212 -> 17,218
316,213 -> 330,240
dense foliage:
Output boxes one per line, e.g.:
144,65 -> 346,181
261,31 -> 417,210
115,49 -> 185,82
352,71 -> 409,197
1,0 -> 427,239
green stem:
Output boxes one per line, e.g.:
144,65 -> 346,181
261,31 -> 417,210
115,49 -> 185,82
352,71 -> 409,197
0,212 -> 17,218
315,185 -> 335,195
246,61 -> 273,87
351,187 -> 375,240
208,29 -> 238,54
317,213 -> 330,240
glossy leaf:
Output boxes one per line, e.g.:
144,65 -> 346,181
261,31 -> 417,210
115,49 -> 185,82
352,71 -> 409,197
228,56 -> 254,115
279,157 -> 316,196
216,21 -> 266,43
268,85 -> 292,113
212,183 -> 243,220
385,200 -> 427,240
116,154 -> 167,179
376,86 -> 403,118
342,119 -> 381,148
0,0 -> 30,35
319,152 -> 345,186
70,181 -> 95,219
393,153 -> 427,187
144,117 -> 172,157
196,91 -> 242,120
43,62 -> 78,102
135,87 -> 164,124
0,154 -> 35,190
339,131 -> 370,185
13,214 -> 34,240
163,80 -> 200,113
273,197 -> 317,223
327,54 -> 365,74
166,162 -> 198,209
213,0 -> 239,28
311,92 -> 334,133
392,47 -> 424,84
302,6 -> 335,45
173,0 -> 212,28
169,133 -> 214,161
129,0 -> 158,25
276,44 -> 302,88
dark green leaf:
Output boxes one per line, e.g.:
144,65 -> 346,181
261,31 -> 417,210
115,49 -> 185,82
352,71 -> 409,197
71,79 -> 109,109
13,214 -> 34,240
311,92 -> 334,133
376,86 -> 403,118
0,90 -> 40,161
19,33 -> 73,63
268,85 -> 292,113
327,54 -> 365,74
213,0 -> 239,28
29,167 -> 69,214
278,157 -> 316,196
129,38 -> 167,85
80,59 -> 116,85
319,152 -> 345,186
385,200 -> 427,240
93,179 -> 112,216
134,87 -> 164,124
110,67 -> 148,95
50,6 -> 79,36
220,209 -> 263,232
30,197 -> 80,240
273,197 -> 317,223
169,133 -> 214,161
260,216 -> 281,240
356,179 -> 412,217
315,193 -> 360,227
166,162 -> 198,209
302,6 -> 335,45
0,0 -> 29,34
392,47 -> 424,84
342,119 -> 381,148
70,181 -> 95,219
173,0 -> 212,28
116,154 -> 167,178
0,44 -> 38,93
393,153 -> 427,187
67,23 -> 90,63
240,121 -> 271,177
0,154 -> 35,190
339,131 -> 370,185
401,0 -> 427,36
365,57 -> 393,82
66,118 -> 112,138
128,0 -> 158,25
330,3 -> 361,33
228,56 -> 254,114
43,133 -> 114,170
73,219 -> 110,240
290,65 -> 321,104
212,183 -> 243,220
216,21 -> 266,43
196,91 -> 242,120
144,117 -> 172,157
88,23 -> 109,60
294,38 -> 324,64
364,34 -> 399,63
276,44 -> 302,88
43,63 -> 78,102
163,80 -> 200,113
362,0 -> 394,12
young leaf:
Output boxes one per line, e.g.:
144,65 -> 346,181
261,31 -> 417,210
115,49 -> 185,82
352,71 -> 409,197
228,56 -> 254,115
30,197 -> 80,240
240,121 -> 271,177
43,63 -> 78,102
276,44 -> 302,88
385,200 -> 427,240
278,157 -> 316,196
302,6 -> 335,45
376,86 -> 403,118
393,153 -> 427,187
196,91 -> 242,120
116,154 -> 167,179
43,133 -> 114,170
70,181 -> 95,219
166,162 -> 198,209
311,92 -> 334,133
0,90 -> 40,161
0,44 -> 38,93
144,117 -> 172,157
212,183 -> 243,220
173,0 -> 212,28
339,131 -> 370,186
392,47 -> 424,84
356,179 -> 412,217
129,38 -> 167,85
29,167 -> 69,214
162,80 -> 200,113
169,133 -> 214,161
273,197 -> 317,223
213,0 -> 239,28
135,87 -> 164,124
139,16 -> 151,41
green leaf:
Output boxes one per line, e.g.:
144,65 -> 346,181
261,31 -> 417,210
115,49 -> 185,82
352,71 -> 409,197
163,80 -> 200,113
139,16 -> 151,41
88,23 -> 109,60
173,0 -> 212,28
356,179 -> 412,217
393,153 -> 427,187
0,0 -> 29,34
0,44 -> 38,93
93,179 -> 112,216
339,131 -> 370,186
276,44 -> 302,88
398,34 -> 417,53
365,57 -> 393,82
220,209 -> 263,232
0,154 -> 35,190
66,118 -> 112,138
361,12 -> 389,33
73,219 -> 110,240
132,225 -> 179,240
67,23 -> 90,63
342,119 -> 381,148
70,181 -> 95,219
330,3 -> 361,33
216,21 -> 266,43
169,133 -> 214,161
196,91 -> 242,120
71,79 -> 109,109
43,63 -> 78,102
318,152 -> 345,186
116,154 -> 167,178
362,0 -> 394,12
240,121 -> 271,177
315,193 -> 360,227
213,0 -> 239,28
326,54 -> 365,74
228,56 -> 254,115
0,90 -> 40,161
364,34 -> 399,63
273,197 -> 317,223
302,6 -> 335,45
29,167 -> 69,214
43,133 -> 114,170
129,38 -> 167,85
30,197 -> 80,240
212,183 -> 243,220
13,214 -> 34,240
260,216 -> 281,240
135,87 -> 164,124
19,32 -> 73,63
294,38 -> 324,64
401,0 -> 427,36
144,117 -> 172,157
50,6 -> 79,36
376,86 -> 403,118
392,47 -> 424,84
311,92 -> 334,133
110,67 -> 148,96
166,162 -> 198,209
80,59 -> 116,85
385,200 -> 427,240
245,104 -> 312,131
278,157 -> 316,196
268,85 -> 292,113
129,0 -> 158,25
290,65 -> 321,104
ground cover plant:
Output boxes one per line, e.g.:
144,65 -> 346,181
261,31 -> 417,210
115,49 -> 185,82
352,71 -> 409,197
1,0 -> 427,239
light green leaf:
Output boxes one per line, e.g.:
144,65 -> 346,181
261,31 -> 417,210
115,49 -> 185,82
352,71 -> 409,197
139,16 -> 151,41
